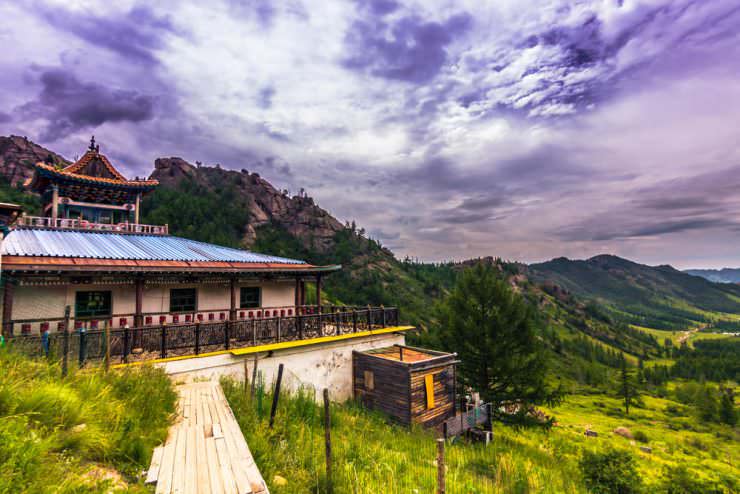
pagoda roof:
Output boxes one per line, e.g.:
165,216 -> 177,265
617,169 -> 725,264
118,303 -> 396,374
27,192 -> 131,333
28,137 -> 158,193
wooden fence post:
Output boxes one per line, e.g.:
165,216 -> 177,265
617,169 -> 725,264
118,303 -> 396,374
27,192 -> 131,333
252,318 -> 257,346
160,323 -> 167,359
123,325 -> 130,364
269,363 -> 284,428
61,306 -> 70,377
243,358 -> 249,396
323,388 -> 333,494
194,321 -> 201,355
437,438 -> 446,494
250,355 -> 259,399
104,320 -> 110,373
224,320 -> 231,350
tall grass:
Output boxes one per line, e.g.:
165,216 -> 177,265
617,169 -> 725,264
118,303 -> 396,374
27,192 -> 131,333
222,377 -> 584,494
0,349 -> 177,493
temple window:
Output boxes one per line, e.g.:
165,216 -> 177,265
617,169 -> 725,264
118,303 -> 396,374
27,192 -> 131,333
170,288 -> 197,313
240,287 -> 261,308
75,290 -> 112,318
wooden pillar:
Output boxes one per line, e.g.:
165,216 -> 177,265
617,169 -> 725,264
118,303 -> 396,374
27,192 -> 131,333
2,278 -> 14,338
316,274 -> 322,312
294,278 -> 301,308
134,277 -> 144,328
299,279 -> 306,307
134,192 -> 141,224
229,278 -> 237,321
50,185 -> 59,224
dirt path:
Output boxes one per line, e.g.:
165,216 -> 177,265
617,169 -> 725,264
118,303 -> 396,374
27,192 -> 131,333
677,324 -> 707,345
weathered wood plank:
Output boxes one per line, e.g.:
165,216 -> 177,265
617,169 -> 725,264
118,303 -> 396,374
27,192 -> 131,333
149,381 -> 267,494
145,445 -> 164,485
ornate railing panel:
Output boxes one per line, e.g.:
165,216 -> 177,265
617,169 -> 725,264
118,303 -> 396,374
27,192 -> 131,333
4,306 -> 402,366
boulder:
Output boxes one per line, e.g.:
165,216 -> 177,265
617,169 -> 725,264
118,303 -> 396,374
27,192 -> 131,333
614,427 -> 633,439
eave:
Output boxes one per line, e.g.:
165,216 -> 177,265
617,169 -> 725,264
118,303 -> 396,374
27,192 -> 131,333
0,256 -> 342,276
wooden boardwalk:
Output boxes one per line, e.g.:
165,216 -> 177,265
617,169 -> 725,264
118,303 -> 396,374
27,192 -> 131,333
146,381 -> 268,494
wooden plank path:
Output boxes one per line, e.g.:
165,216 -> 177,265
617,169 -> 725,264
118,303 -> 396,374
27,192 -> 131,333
146,381 -> 268,494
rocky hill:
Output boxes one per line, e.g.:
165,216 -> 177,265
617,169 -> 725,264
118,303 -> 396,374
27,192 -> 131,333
0,135 -> 68,186
150,157 -> 344,253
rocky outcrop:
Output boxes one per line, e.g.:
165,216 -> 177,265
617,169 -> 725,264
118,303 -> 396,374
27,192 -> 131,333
150,157 -> 344,252
0,135 -> 69,185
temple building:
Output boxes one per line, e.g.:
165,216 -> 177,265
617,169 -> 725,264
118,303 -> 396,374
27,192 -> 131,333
0,138 -> 339,337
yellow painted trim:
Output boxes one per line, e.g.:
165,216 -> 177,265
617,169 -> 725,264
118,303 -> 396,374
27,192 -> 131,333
112,325 -> 415,368
230,326 -> 415,356
424,374 -> 435,409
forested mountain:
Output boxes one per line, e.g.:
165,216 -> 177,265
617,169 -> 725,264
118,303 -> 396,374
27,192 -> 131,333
529,255 -> 740,330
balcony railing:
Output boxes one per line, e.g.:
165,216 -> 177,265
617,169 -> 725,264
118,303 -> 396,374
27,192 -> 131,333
3,305 -> 401,367
17,215 -> 168,235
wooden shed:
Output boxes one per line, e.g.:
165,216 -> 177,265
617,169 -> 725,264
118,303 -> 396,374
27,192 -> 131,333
352,345 -> 458,427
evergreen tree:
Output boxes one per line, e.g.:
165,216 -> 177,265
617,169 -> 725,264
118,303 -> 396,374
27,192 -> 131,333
435,263 -> 563,417
695,383 -> 718,423
619,354 -> 638,415
718,386 -> 736,426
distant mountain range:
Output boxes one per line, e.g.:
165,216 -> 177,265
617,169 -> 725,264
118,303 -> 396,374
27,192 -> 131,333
529,254 -> 740,330
683,268 -> 740,284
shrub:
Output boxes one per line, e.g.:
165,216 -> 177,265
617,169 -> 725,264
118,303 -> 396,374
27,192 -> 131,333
579,448 -> 642,494
660,465 -> 723,494
633,430 -> 648,443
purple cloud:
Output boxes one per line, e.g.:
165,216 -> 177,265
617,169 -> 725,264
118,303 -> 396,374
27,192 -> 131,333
39,5 -> 178,65
227,0 -> 277,28
17,68 -> 155,141
342,11 -> 473,83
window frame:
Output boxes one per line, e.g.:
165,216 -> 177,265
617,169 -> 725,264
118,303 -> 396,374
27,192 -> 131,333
239,286 -> 261,309
75,290 -> 112,319
169,288 -> 197,313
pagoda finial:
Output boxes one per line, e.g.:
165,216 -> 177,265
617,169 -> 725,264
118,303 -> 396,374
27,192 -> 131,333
89,135 -> 96,151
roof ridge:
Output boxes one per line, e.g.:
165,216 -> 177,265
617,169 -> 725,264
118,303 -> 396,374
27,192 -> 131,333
62,149 -> 127,181
34,162 -> 159,187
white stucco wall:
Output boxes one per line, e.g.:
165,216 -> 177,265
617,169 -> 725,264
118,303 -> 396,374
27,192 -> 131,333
10,280 -> 296,333
160,332 -> 406,402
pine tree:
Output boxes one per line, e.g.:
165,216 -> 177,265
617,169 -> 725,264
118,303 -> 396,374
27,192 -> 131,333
719,386 -> 736,426
436,263 -> 563,416
619,354 -> 638,415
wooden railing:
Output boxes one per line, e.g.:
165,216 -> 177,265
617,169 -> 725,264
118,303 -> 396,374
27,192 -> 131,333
17,215 -> 168,235
4,306 -> 401,366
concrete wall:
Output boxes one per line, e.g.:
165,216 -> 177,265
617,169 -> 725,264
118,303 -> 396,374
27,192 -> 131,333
160,332 -> 406,402
10,279 -> 296,333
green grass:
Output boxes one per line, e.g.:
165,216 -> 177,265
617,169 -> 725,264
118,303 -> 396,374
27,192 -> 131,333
222,378 -> 584,494
542,393 -> 739,491
223,376 -> 739,494
0,349 -> 177,493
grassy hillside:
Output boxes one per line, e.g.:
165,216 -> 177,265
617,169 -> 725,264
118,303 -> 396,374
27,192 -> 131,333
223,377 -> 738,493
529,255 -> 740,330
0,350 -> 176,493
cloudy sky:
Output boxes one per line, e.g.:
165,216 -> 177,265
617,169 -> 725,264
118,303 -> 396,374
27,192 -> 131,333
2,0 -> 740,268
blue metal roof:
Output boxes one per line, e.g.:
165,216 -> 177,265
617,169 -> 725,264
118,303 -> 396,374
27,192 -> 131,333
1,228 -> 307,264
